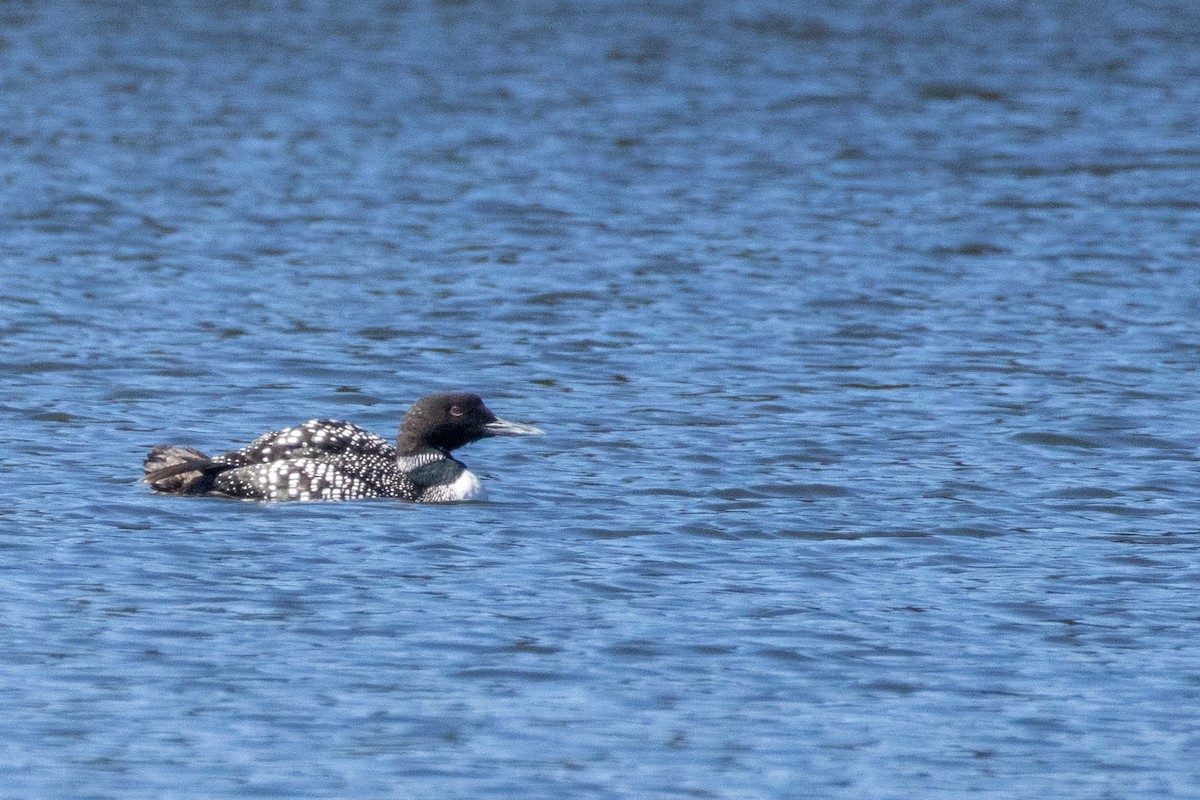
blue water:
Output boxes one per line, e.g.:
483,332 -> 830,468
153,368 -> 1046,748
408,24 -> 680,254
3,1 -> 1200,797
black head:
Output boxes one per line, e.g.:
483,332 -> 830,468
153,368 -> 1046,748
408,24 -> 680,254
397,393 -> 543,455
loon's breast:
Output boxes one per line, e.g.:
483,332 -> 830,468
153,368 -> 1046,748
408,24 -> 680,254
450,469 -> 484,500
400,452 -> 485,502
415,468 -> 484,502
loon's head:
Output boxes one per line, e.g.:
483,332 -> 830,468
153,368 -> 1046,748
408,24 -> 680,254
396,393 -> 543,455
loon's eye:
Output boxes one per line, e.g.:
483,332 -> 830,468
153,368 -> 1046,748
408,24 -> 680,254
449,405 -> 463,417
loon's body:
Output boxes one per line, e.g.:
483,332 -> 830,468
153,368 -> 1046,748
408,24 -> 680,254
142,393 -> 541,503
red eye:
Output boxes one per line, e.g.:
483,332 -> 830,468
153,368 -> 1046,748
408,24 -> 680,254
449,405 -> 463,417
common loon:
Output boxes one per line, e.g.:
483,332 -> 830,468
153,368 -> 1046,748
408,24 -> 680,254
142,393 -> 543,502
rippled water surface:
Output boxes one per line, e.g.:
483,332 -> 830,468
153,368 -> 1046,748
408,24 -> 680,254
3,1 -> 1200,797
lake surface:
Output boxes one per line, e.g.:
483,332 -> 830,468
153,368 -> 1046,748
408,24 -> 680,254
2,1 -> 1200,797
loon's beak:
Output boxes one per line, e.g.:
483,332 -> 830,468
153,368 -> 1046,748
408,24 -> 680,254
483,417 -> 544,437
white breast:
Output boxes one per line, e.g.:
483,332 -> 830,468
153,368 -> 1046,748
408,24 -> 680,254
450,468 -> 485,501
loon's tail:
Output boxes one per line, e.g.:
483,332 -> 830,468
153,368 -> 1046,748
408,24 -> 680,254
142,445 -> 219,494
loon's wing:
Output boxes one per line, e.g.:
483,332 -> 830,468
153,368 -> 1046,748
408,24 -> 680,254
217,420 -> 394,467
210,452 -> 416,501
